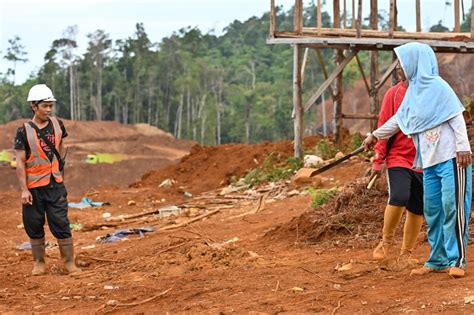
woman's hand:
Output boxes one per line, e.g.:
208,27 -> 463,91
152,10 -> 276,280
456,151 -> 472,168
363,133 -> 378,150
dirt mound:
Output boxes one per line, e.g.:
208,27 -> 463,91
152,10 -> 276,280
0,119 -> 195,195
133,136 -> 322,195
266,178 -> 388,245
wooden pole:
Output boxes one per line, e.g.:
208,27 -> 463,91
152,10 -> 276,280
352,0 -> 356,29
344,0 -> 347,28
270,0 -> 276,37
370,0 -> 379,131
472,0 -> 474,39
293,44 -> 303,159
316,49 -> 334,96
416,0 -> 421,32
294,0 -> 303,34
301,47 -> 310,84
389,0 -> 396,38
317,0 -> 322,35
357,0 -> 363,37
454,0 -> 460,32
333,0 -> 344,143
391,0 -> 398,85
355,55 -> 371,95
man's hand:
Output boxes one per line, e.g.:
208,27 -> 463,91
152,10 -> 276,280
456,151 -> 472,168
21,189 -> 32,205
363,133 -> 378,150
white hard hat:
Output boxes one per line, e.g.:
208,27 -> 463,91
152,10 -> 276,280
27,84 -> 57,102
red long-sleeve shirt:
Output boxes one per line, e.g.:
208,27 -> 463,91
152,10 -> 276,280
372,80 -> 420,172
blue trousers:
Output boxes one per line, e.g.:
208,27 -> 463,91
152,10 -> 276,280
424,159 -> 472,270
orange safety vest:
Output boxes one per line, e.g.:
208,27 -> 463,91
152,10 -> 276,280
24,117 -> 63,189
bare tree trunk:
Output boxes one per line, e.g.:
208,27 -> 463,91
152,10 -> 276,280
200,111 -> 207,144
174,92 -> 184,139
186,87 -> 191,138
96,54 -> 103,120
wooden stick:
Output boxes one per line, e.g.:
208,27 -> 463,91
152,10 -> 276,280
355,54 -> 370,95
301,47 -> 310,84
111,288 -> 172,308
352,0 -> 355,29
293,43 -> 303,159
304,50 -> 357,112
416,0 -> 421,32
294,0 -> 303,34
389,0 -> 396,38
317,0 -> 322,35
315,48 -> 335,96
158,209 -> 220,231
156,242 -> 186,255
357,0 -> 362,37
471,0 -> 474,38
106,209 -> 160,222
454,0 -> 460,33
270,0 -> 276,37
375,60 -> 398,92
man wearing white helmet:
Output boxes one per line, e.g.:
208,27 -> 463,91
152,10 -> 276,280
14,84 -> 81,276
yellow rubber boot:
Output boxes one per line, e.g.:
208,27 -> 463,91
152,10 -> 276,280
400,211 -> 424,255
373,205 -> 405,261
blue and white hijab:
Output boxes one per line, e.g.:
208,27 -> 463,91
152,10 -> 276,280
394,42 -> 464,135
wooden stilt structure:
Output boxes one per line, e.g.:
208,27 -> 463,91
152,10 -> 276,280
267,0 -> 474,157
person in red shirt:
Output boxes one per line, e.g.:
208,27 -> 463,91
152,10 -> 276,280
371,64 -> 424,263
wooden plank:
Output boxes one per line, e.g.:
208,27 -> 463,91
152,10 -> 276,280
270,0 -> 276,37
301,47 -> 310,84
303,50 -> 357,112
315,48 -> 335,95
454,0 -> 460,32
357,0 -> 363,37
286,28 -> 472,40
294,0 -> 303,34
374,60 -> 398,91
268,37 -> 474,53
342,113 -> 378,119
389,0 -> 396,38
472,0 -> 474,39
355,54 -> 370,95
416,0 -> 421,32
293,44 -> 303,159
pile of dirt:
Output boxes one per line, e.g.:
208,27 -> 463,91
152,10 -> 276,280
266,178 -> 388,245
133,136 -> 322,195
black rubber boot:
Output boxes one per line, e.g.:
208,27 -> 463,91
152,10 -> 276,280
57,238 -> 81,275
30,238 -> 46,276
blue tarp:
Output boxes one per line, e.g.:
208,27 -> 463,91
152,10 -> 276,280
68,197 -> 110,209
96,227 -> 155,243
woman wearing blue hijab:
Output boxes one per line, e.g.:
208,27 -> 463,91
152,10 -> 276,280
364,42 -> 472,278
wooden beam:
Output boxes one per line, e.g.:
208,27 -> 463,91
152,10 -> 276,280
303,50 -> 357,112
342,113 -> 378,120
375,60 -> 398,91
370,0 -> 379,130
389,0 -> 396,38
301,47 -> 310,84
317,0 -> 322,34
357,0 -> 363,37
454,0 -> 460,32
293,44 -> 303,159
334,49 -> 345,144
416,0 -> 421,32
270,0 -> 276,37
268,36 -> 474,53
472,0 -> 474,39
355,55 -> 370,95
315,48 -> 334,95
294,0 -> 303,34
289,28 -> 472,40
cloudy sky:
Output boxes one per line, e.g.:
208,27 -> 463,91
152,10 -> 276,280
0,0 -> 470,84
